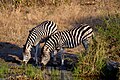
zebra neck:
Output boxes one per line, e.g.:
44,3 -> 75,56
25,44 -> 33,52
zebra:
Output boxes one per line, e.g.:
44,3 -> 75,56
40,24 -> 94,68
22,20 -> 58,64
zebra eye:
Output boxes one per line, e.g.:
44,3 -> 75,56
24,54 -> 28,57
26,54 -> 29,57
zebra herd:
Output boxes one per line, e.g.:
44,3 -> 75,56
22,20 -> 94,70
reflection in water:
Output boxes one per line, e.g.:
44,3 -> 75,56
41,67 -> 100,80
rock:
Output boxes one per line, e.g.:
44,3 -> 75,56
100,60 -> 120,80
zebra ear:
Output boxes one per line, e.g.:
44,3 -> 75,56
29,29 -> 32,33
29,30 -> 31,33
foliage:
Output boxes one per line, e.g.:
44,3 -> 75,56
0,63 -> 43,79
73,13 -> 120,77
73,36 -> 106,77
97,13 -> 120,61
24,64 -> 43,79
0,62 -> 9,78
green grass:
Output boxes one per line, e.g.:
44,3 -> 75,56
73,36 -> 106,77
0,62 -> 43,79
97,13 -> 120,61
73,13 -> 120,78
0,62 -> 9,78
51,68 -> 60,80
0,63 -> 60,79
24,64 -> 43,79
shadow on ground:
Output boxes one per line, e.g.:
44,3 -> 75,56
0,42 -> 23,64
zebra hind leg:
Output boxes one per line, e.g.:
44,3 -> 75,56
82,39 -> 89,55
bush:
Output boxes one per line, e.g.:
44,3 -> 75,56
73,13 -> 120,77
97,13 -> 120,61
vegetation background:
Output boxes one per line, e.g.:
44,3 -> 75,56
0,0 -> 119,46
0,0 -> 120,79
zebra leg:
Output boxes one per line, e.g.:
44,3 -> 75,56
35,43 -> 40,65
50,50 -> 58,66
82,39 -> 89,55
58,48 -> 64,66
52,50 -> 57,62
61,53 -> 64,66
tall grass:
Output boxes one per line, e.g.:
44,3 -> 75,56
0,61 -> 9,78
73,36 -> 107,77
24,64 -> 43,79
0,62 -> 43,79
51,68 -> 60,80
98,13 -> 120,61
73,13 -> 120,77
0,0 -> 72,10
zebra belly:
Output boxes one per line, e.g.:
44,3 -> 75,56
63,42 -> 81,48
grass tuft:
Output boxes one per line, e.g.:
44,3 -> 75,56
0,62 -> 9,78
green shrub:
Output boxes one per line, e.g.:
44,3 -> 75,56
73,13 -> 120,77
97,13 -> 120,61
0,62 -> 9,78
73,36 -> 106,77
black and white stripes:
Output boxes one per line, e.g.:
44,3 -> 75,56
41,24 -> 94,66
22,20 -> 57,64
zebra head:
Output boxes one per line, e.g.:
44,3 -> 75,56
22,44 -> 32,64
41,46 -> 51,66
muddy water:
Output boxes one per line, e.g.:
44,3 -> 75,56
42,68 -> 72,80
40,67 -> 98,80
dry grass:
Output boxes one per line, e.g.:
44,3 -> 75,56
0,0 -> 120,52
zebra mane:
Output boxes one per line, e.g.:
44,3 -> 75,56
29,20 -> 49,33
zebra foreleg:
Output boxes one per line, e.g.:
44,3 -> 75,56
51,50 -> 57,62
58,48 -> 65,66
34,43 -> 40,65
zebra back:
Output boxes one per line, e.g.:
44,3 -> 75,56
43,24 -> 93,52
